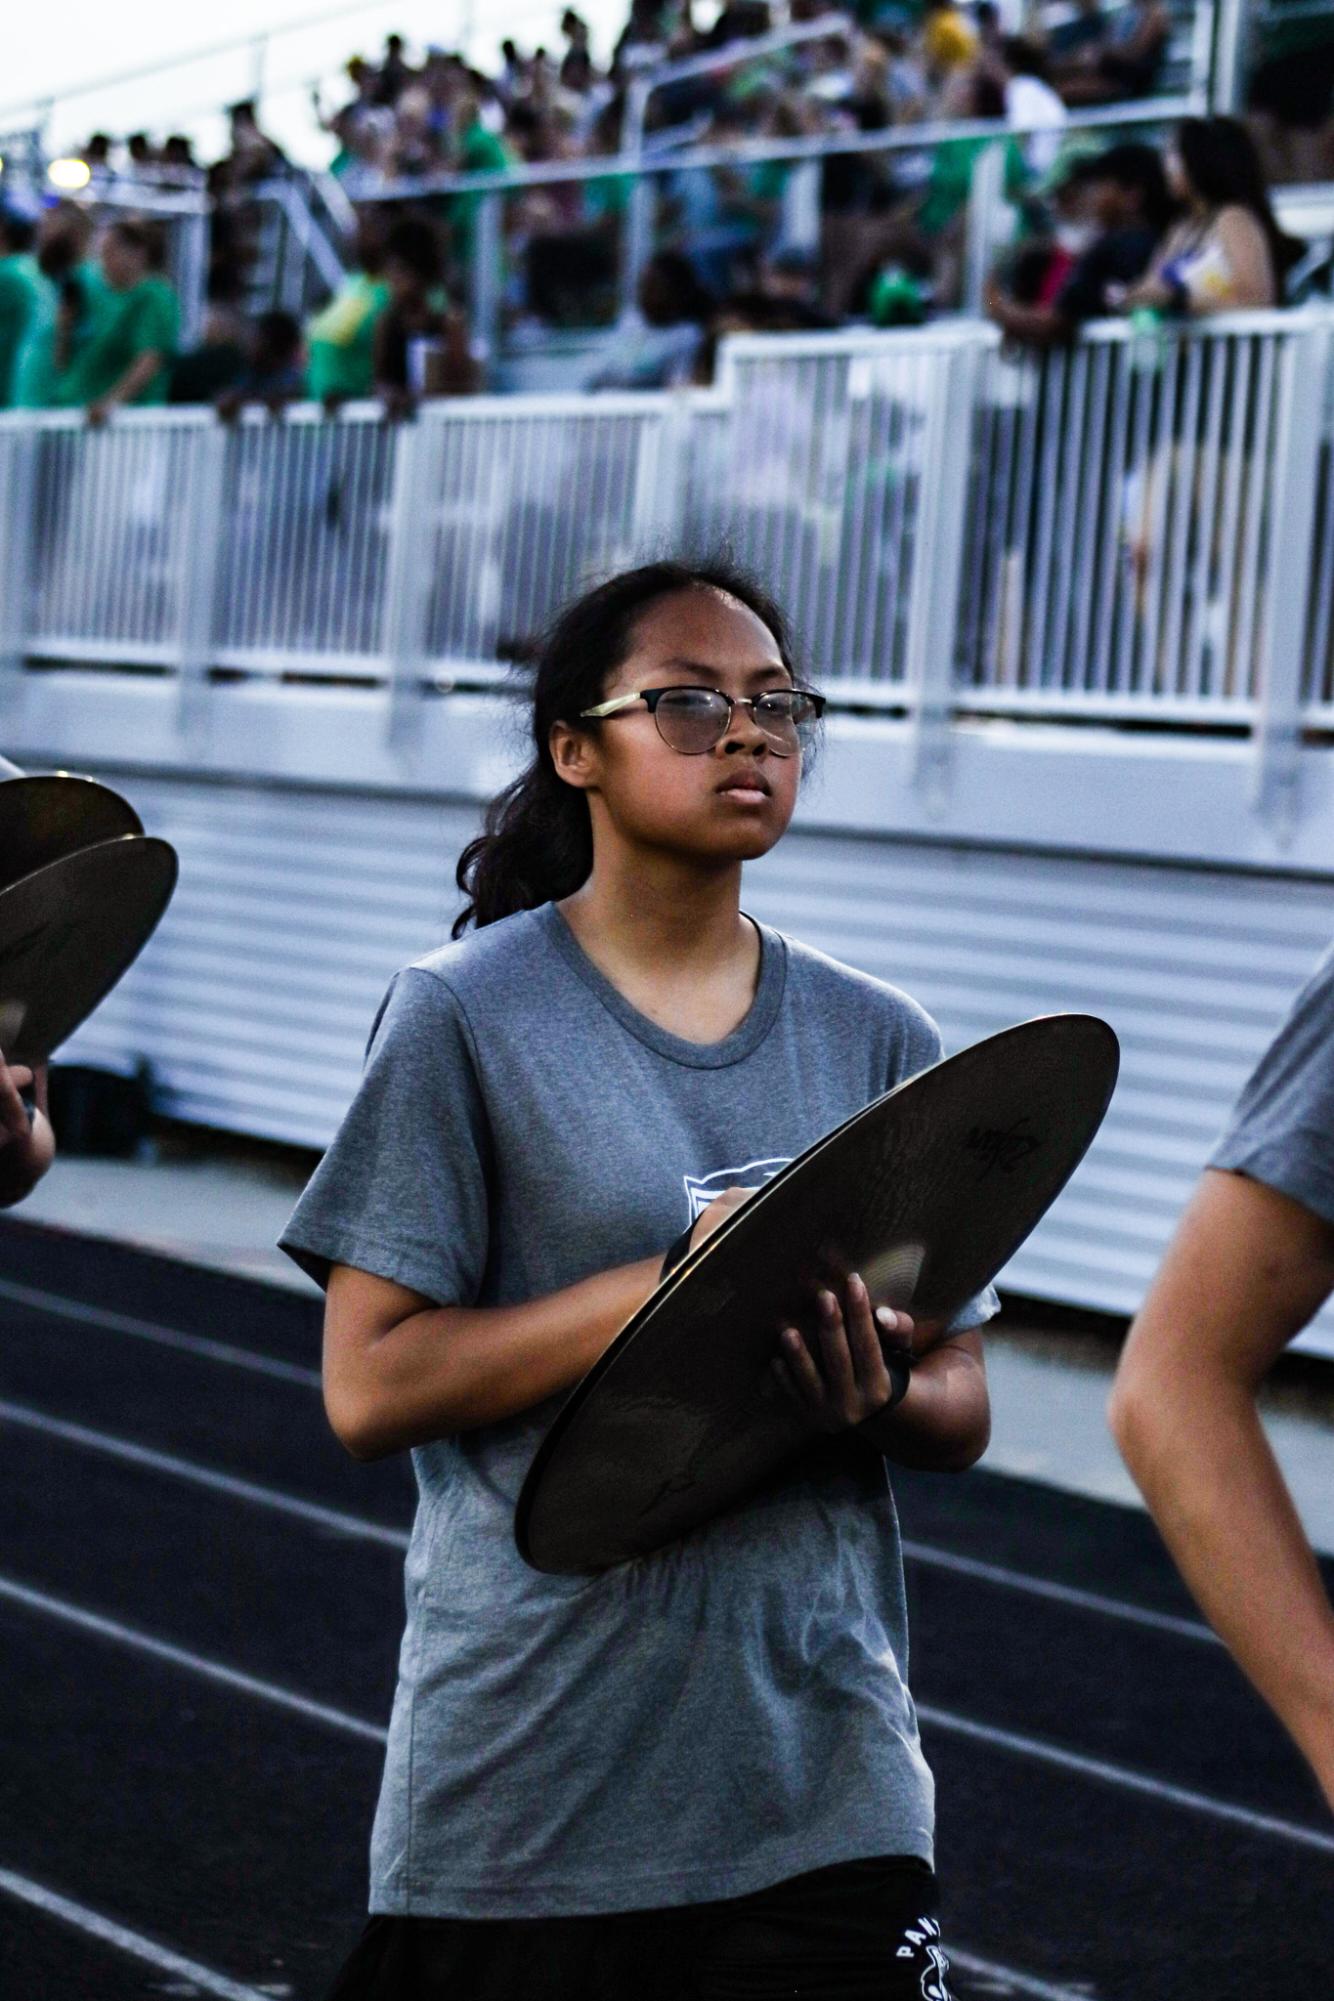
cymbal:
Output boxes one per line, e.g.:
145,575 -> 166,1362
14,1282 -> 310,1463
0,837 -> 178,1067
517,1014 -> 1119,1575
0,774 -> 144,896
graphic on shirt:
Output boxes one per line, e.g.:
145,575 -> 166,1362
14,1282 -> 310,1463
682,1158 -> 791,1223
896,1918 -> 953,2001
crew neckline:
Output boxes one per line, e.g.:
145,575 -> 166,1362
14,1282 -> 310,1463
536,901 -> 787,1070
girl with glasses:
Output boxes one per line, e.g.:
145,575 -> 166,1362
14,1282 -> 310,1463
282,557 -> 996,2001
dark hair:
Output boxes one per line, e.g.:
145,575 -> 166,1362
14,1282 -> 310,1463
1174,116 -> 1295,292
0,208 -> 35,253
106,218 -> 157,261
1002,36 -> 1050,80
384,213 -> 445,285
1083,140 -> 1172,231
453,557 -> 809,935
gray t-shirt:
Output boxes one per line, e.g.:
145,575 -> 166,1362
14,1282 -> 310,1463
1209,939 -> 1334,1225
281,902 -> 999,1919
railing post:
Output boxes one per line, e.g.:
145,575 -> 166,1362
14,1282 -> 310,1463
176,419 -> 228,739
903,339 -> 980,810
382,412 -> 445,755
1252,319 -> 1328,841
631,391 -> 693,551
962,142 -> 1005,318
1211,0 -> 1247,112
0,425 -> 38,729
468,192 -> 501,383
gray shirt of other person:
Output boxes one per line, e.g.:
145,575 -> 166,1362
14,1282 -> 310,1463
280,901 -> 998,1919
1210,941 -> 1334,1227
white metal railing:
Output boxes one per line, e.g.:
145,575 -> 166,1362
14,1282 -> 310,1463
3,309 -> 1333,809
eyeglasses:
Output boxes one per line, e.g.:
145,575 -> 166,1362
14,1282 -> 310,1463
579,684 -> 825,757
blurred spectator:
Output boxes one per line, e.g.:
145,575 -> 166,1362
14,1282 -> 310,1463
920,0 -> 980,85
1002,38 -> 1068,177
222,100 -> 286,186
0,207 -> 41,408
1055,0 -> 1169,106
83,134 -> 114,183
860,71 -> 1023,313
205,311 -> 306,420
1117,117 -> 1296,317
985,140 -> 1171,345
373,214 -> 476,408
377,33 -> 414,107
12,204 -> 99,410
59,219 -> 178,422
585,249 -> 712,387
305,223 -> 390,405
50,2 -> 1206,350
168,300 -> 250,403
1247,3 -> 1334,185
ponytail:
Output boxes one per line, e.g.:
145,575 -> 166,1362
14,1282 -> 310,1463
453,555 -> 803,936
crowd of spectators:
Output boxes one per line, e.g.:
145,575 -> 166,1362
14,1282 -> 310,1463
297,3 -> 1179,322
0,0 -> 1315,415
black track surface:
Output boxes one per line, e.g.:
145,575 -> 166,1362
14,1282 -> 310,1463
1,1214 -> 1331,2000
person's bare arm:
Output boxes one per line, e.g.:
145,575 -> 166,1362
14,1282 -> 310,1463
88,351 -> 165,425
985,279 -> 1072,350
324,1185 -> 756,1458
864,1327 -> 989,1469
324,1253 -> 663,1457
1195,207 -> 1276,312
1110,1168 -> 1334,1809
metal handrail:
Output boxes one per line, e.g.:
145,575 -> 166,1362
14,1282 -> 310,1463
342,93 -> 1205,205
622,15 -> 855,161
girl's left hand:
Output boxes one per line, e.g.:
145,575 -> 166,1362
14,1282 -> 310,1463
0,1050 -> 39,1149
773,1274 -> 915,1432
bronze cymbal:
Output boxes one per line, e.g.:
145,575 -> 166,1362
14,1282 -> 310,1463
516,1014 -> 1119,1575
0,774 -> 144,896
0,836 -> 178,1067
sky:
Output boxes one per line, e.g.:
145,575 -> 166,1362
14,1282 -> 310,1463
1,0 -> 630,171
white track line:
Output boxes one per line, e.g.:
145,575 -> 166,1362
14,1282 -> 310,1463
0,1866 -> 274,2001
1,1393 -> 1202,1646
0,1575 -> 388,1745
902,1538 -> 1216,1647
948,1944 -> 1092,2000
918,1703 -> 1334,1856
0,1275 -> 321,1388
0,1397 -> 409,1550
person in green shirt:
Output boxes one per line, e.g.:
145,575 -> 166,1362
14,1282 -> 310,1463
11,203 -> 101,410
58,219 -> 179,422
0,208 -> 43,408
450,91 -> 515,276
306,269 -> 391,404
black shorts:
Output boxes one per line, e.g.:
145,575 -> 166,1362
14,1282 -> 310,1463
326,1855 -> 956,2000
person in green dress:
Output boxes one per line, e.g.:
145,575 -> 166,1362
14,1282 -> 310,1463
0,208 -> 43,408
58,219 -> 179,423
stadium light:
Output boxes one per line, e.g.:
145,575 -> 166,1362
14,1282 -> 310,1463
47,158 -> 92,191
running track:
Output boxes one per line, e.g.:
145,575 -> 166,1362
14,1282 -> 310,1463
0,1217 -> 1330,2000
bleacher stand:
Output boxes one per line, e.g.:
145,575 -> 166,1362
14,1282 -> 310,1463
1,0 -> 1323,411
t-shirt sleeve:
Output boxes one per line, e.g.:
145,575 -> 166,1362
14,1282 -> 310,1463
279,967 -> 492,1301
137,283 -> 178,357
1207,942 -> 1334,1227
893,1002 -> 1002,1335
